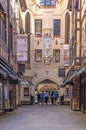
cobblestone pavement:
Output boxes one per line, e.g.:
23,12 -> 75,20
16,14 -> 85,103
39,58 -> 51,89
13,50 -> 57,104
0,105 -> 86,130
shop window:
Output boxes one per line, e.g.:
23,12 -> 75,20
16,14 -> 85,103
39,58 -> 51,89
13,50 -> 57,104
53,49 -> 60,62
35,19 -> 42,36
0,82 -> 2,111
24,88 -> 29,96
65,88 -> 69,96
53,19 -> 61,36
35,49 -> 42,62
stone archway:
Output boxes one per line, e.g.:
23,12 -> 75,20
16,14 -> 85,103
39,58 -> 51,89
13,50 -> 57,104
33,75 -> 62,88
37,82 -> 59,92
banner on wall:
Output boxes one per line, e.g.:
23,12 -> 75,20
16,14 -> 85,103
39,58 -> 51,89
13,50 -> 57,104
64,44 -> 69,66
44,35 -> 52,57
17,34 -> 28,61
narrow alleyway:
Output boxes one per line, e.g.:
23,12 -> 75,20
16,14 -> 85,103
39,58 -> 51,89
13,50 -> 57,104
0,105 -> 86,130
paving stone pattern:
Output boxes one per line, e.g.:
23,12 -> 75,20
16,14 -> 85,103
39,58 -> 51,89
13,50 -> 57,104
0,105 -> 86,130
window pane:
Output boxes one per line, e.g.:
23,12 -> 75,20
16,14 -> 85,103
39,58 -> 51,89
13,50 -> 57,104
53,49 -> 60,62
53,19 -> 61,36
35,49 -> 42,62
35,19 -> 42,35
46,0 -> 50,6
40,0 -> 45,5
40,0 -> 56,6
58,68 -> 65,77
51,0 -> 56,5
65,12 -> 70,43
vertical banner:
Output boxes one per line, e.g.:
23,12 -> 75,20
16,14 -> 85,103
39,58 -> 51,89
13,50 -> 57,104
17,34 -> 28,61
64,44 -> 69,66
44,34 -> 52,57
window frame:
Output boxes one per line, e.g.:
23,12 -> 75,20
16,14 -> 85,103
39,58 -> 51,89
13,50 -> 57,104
35,49 -> 42,62
53,49 -> 60,62
53,19 -> 61,36
35,19 -> 42,36
0,13 -> 6,42
40,0 -> 56,6
65,12 -> 70,43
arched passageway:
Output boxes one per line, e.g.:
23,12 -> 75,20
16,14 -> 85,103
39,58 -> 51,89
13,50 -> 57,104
35,79 -> 59,92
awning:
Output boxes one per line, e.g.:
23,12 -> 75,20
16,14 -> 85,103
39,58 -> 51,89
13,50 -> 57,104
0,68 -> 7,77
63,67 -> 76,85
68,71 -> 77,81
0,59 -> 20,81
77,65 -> 86,76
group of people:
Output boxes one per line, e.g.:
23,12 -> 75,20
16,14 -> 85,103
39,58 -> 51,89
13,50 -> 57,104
34,90 -> 59,105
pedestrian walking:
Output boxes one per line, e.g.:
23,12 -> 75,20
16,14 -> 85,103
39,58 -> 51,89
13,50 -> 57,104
37,92 -> 40,104
53,90 -> 59,105
44,91 -> 49,105
50,91 -> 54,105
34,91 -> 38,104
40,91 -> 45,105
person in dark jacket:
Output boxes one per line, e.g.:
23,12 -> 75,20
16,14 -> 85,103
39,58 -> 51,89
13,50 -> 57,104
50,91 -> 54,105
37,92 -> 40,104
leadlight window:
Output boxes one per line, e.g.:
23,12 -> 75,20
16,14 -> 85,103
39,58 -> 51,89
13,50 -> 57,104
53,19 -> 61,36
25,12 -> 30,63
65,12 -> 70,43
35,49 -> 42,62
0,7 -> 6,42
40,0 -> 56,6
35,19 -> 42,36
9,23 -> 13,51
53,49 -> 60,62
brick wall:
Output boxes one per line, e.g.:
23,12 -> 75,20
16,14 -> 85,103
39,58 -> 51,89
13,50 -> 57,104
72,76 -> 80,111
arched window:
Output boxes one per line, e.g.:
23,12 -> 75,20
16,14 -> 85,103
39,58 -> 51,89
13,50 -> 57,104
25,12 -> 30,63
25,12 -> 30,34
84,10 -> 86,36
65,12 -> 70,44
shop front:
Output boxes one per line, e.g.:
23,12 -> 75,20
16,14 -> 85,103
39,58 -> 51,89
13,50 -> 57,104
63,67 -> 80,111
76,65 -> 86,113
0,80 -> 3,113
0,69 -> 8,114
0,59 -> 20,113
80,73 -> 86,113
